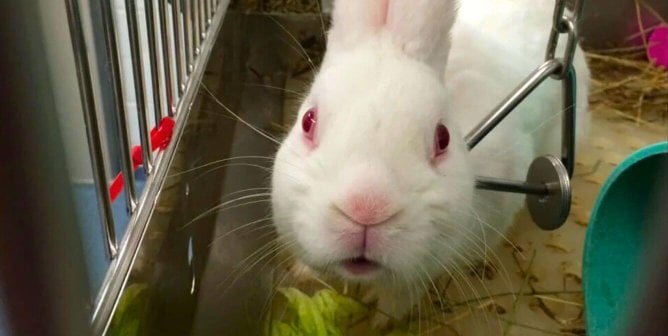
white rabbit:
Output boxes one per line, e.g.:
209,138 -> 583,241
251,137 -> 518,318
271,0 -> 590,323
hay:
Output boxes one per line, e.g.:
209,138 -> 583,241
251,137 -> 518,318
586,0 -> 667,126
586,50 -> 668,126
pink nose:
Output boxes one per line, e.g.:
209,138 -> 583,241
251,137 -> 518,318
338,193 -> 395,226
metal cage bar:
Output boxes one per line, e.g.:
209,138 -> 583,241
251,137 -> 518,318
171,0 -> 186,94
66,0 -> 118,260
184,0 -> 194,73
158,0 -> 177,116
90,1 -> 229,333
194,0 -> 202,55
144,0 -> 165,124
125,0 -> 154,175
101,0 -> 138,212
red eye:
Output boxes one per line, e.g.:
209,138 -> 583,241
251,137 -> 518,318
434,123 -> 450,156
302,108 -> 317,141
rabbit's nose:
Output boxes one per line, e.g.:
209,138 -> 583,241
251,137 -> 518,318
335,192 -> 398,226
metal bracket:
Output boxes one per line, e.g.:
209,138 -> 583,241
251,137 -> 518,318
466,60 -> 576,230
464,0 -> 583,231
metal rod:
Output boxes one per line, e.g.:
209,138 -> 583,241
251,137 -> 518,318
125,0 -> 153,175
475,176 -> 549,195
194,0 -> 201,54
184,0 -> 193,73
171,0 -> 186,94
101,0 -> 137,212
464,59 -> 562,150
204,0 -> 211,27
158,0 -> 176,116
65,0 -> 118,260
200,0 -> 207,39
562,64 -> 576,177
144,0 -> 165,123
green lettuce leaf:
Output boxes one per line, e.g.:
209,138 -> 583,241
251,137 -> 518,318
272,287 -> 369,336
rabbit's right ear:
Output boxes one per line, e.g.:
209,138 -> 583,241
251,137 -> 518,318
326,0 -> 457,75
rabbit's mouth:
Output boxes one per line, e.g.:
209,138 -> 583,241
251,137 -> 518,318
341,256 -> 382,276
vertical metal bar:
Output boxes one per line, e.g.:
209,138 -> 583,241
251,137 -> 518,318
158,0 -> 175,116
144,0 -> 165,123
209,0 -> 215,24
125,0 -> 153,175
193,0 -> 201,55
561,64 -> 576,177
184,0 -> 193,74
171,0 -> 186,94
65,0 -> 118,260
204,0 -> 210,28
199,0 -> 207,38
101,0 -> 137,211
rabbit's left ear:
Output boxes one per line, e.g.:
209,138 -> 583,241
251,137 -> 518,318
326,0 -> 457,74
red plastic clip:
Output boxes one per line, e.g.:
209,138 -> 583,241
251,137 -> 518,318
109,116 -> 175,202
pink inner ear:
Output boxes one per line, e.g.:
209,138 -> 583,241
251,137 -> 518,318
371,0 -> 390,28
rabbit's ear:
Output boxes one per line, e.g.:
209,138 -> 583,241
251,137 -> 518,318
326,0 -> 390,50
326,0 -> 457,74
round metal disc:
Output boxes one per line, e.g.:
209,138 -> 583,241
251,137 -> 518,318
526,155 -> 571,230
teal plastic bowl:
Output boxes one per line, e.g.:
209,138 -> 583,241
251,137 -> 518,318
583,141 -> 668,335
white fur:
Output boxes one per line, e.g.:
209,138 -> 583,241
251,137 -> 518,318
271,0 -> 590,321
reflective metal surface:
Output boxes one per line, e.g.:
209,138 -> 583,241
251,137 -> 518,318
526,155 -> 572,230
103,11 -> 327,335
65,0 -> 118,260
145,0 -> 166,124
465,59 -> 563,150
124,0 -> 154,175
101,0 -> 138,212
92,2 -> 230,334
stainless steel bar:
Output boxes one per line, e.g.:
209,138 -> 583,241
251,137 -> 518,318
475,176 -> 549,195
91,3 -> 230,333
194,0 -> 201,55
464,59 -> 562,150
172,0 -> 186,94
101,0 -> 137,211
125,0 -> 154,175
65,0 -> 118,260
158,0 -> 176,116
184,0 -> 193,73
144,0 -> 165,123
205,0 -> 211,27
200,0 -> 207,38
561,64 -> 576,177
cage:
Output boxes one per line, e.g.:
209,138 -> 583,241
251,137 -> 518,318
0,0 -> 666,335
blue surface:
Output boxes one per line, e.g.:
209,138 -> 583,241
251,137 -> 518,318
72,169 -> 146,296
583,141 -> 668,336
